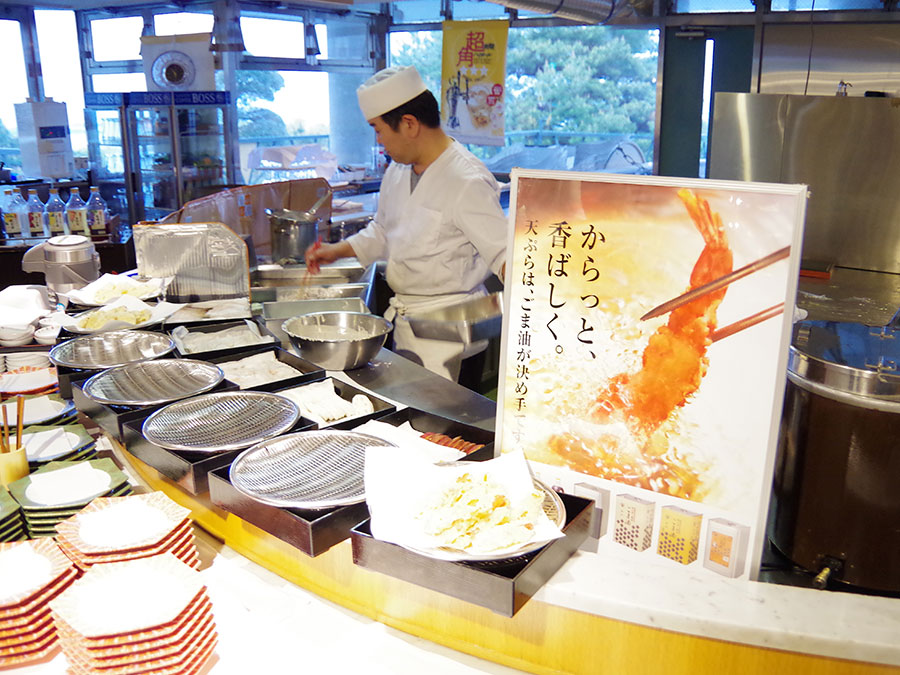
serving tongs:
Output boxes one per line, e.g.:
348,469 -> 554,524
640,245 -> 791,341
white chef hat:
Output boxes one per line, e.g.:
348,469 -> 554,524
357,65 -> 428,121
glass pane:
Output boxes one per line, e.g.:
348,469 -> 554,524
770,0 -> 881,8
391,26 -> 659,174
672,0 -> 754,11
453,0 -> 510,19
176,106 -> 226,202
92,73 -> 148,93
91,16 -> 143,61
154,12 -> 214,35
36,10 -> 86,155
0,19 -> 28,177
237,70 -> 335,184
130,107 -> 178,220
241,17 -> 306,59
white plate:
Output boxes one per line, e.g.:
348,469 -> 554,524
0,368 -> 58,394
0,396 -> 71,426
14,428 -> 83,462
24,463 -> 112,506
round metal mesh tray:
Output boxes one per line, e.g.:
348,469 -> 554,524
229,430 -> 396,510
402,481 -> 566,562
82,359 -> 224,407
49,330 -> 176,370
141,391 -> 301,453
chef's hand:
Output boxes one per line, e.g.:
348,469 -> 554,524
304,240 -> 354,274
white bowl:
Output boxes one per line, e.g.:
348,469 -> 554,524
34,326 -> 61,345
0,325 -> 34,341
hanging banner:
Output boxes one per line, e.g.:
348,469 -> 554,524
441,19 -> 508,146
496,170 -> 808,582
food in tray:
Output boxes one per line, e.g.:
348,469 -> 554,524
89,277 -> 163,304
416,470 -> 546,554
78,306 -> 152,331
277,379 -> 373,425
279,286 -> 345,301
216,351 -> 302,388
172,322 -> 275,354
420,432 -> 484,455
166,298 -> 251,323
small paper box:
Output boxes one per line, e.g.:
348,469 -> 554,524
614,493 -> 655,553
704,517 -> 750,578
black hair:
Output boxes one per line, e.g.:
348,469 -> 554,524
380,89 -> 441,130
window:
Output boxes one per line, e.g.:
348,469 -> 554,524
36,10 -> 85,155
90,16 -> 143,61
241,16 -> 308,59
154,12 -> 214,35
0,19 -> 28,176
390,24 -> 658,174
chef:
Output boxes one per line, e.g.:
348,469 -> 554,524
305,65 -> 508,381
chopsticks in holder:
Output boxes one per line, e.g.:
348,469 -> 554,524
1,406 -> 7,454
15,396 -> 24,452
640,246 -> 791,322
710,303 -> 785,343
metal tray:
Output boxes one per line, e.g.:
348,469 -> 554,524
407,293 -> 503,344
229,430 -> 395,510
82,359 -> 224,407
141,391 -> 300,453
49,330 -> 176,370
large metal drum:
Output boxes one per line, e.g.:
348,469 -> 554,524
772,320 -> 900,594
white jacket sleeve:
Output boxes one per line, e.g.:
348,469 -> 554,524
452,175 -> 508,279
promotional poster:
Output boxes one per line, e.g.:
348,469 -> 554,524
496,170 -> 807,580
441,20 -> 508,146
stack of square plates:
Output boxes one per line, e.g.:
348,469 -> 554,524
0,366 -> 59,399
7,459 -> 132,538
0,393 -> 76,429
0,538 -> 78,668
54,492 -> 199,571
0,486 -> 25,543
50,554 -> 218,674
14,423 -> 98,470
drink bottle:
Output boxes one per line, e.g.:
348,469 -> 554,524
45,187 -> 68,235
66,188 -> 89,236
4,189 -> 27,239
85,186 -> 108,237
25,189 -> 47,239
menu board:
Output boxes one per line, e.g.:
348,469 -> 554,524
496,170 -> 807,580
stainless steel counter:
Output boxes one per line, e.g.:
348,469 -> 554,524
340,347 -> 498,432
797,266 -> 900,325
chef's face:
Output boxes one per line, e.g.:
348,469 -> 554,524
370,116 -> 415,165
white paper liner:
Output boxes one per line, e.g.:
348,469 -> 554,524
24,463 -> 111,507
276,379 -> 373,426
170,319 -> 275,354
216,351 -> 302,389
353,420 -> 464,462
49,553 -> 205,638
59,297 -> 182,334
64,274 -> 170,307
365,448 -> 565,561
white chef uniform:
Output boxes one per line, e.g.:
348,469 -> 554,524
346,141 -> 507,380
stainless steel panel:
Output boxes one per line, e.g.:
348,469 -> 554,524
709,93 -> 787,183
709,93 -> 900,274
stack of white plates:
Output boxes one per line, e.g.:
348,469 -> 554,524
7,459 -> 132,538
0,538 -> 78,667
0,486 -> 25,543
50,554 -> 218,674
0,366 -> 59,398
54,492 -> 199,571
4,352 -> 51,372
13,423 -> 98,468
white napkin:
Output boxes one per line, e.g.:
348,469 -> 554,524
353,420 -> 464,462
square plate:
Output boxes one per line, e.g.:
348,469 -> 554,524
10,459 -> 130,511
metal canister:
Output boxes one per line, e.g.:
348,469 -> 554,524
268,208 -> 320,263
772,319 -> 900,593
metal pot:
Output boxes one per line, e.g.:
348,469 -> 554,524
268,208 -> 320,263
771,319 -> 900,594
21,234 -> 100,296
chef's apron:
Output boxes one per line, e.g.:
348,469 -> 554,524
385,289 -> 489,382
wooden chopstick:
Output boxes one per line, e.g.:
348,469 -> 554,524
640,246 -> 791,321
15,396 -> 24,452
710,303 -> 785,343
1,405 -> 7,454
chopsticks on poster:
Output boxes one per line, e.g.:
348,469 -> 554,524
710,303 -> 785,343
640,246 -> 792,322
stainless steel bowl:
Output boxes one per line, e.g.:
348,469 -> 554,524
282,311 -> 392,371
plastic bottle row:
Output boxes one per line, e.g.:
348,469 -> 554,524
0,186 -> 108,241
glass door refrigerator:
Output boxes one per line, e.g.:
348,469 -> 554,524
83,92 -> 132,226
